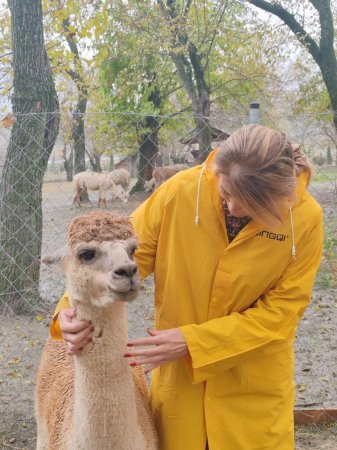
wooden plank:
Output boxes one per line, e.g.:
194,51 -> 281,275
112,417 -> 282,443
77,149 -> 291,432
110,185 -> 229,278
294,409 -> 337,425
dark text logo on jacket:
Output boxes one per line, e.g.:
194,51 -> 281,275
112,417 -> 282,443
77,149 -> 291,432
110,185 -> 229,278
256,231 -> 288,242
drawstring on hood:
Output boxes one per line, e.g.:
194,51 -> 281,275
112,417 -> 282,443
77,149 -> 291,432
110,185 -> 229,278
195,164 -> 206,225
195,162 -> 297,259
289,206 -> 296,259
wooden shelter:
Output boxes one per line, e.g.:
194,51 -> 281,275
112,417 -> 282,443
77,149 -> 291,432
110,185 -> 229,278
179,126 -> 230,145
179,126 -> 230,160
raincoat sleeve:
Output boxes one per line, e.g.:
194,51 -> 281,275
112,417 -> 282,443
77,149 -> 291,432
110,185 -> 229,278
130,185 -> 167,279
180,213 -> 323,384
50,292 -> 70,340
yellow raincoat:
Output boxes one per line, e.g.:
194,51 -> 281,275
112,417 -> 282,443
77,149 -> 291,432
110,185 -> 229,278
51,151 -> 323,450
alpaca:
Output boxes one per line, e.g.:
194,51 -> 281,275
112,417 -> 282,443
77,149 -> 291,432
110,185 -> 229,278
108,168 -> 131,192
145,165 -> 188,191
72,171 -> 128,208
35,211 -> 158,450
166,164 -> 189,171
144,177 -> 155,192
111,183 -> 129,203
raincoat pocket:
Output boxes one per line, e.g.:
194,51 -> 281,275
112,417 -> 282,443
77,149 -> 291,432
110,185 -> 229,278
246,345 -> 294,395
212,361 -> 249,397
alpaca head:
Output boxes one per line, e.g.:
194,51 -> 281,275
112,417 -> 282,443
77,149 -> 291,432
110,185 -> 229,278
113,184 -> 129,203
144,179 -> 155,192
43,211 -> 141,307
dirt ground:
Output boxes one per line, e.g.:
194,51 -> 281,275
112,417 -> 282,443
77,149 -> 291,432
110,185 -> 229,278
0,177 -> 336,449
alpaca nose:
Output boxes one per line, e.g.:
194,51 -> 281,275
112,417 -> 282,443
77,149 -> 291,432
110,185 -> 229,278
114,262 -> 138,279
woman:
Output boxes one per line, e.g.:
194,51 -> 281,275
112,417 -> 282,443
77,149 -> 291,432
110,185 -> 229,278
53,125 -> 323,450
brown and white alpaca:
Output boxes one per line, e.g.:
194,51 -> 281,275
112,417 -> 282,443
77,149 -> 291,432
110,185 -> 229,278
35,211 -> 158,450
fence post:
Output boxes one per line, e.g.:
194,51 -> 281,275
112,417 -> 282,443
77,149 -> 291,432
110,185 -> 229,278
249,102 -> 260,124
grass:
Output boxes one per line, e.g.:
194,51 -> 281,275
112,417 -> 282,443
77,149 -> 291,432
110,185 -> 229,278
295,423 -> 337,449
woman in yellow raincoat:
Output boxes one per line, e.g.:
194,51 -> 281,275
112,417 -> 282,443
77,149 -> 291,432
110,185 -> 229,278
53,125 -> 323,450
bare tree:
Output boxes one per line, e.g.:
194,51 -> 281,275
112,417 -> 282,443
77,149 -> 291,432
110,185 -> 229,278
0,0 -> 59,314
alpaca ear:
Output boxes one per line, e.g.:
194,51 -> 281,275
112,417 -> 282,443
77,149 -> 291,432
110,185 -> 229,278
42,246 -> 68,266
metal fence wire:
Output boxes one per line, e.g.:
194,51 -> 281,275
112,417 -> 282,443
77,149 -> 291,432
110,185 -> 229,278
0,110 -> 336,425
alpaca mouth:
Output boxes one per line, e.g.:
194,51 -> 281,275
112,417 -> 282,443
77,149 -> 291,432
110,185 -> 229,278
108,285 -> 139,302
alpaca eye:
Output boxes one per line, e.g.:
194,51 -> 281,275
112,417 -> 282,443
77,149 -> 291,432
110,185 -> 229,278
130,245 -> 137,256
78,249 -> 96,262
128,244 -> 137,258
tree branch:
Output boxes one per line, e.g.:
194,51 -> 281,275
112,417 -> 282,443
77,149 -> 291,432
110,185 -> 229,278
0,51 -> 12,60
308,0 -> 334,54
247,0 -> 322,64
158,0 -> 199,108
203,0 -> 229,72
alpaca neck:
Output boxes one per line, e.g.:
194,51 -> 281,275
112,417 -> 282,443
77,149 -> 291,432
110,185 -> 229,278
69,299 -> 145,450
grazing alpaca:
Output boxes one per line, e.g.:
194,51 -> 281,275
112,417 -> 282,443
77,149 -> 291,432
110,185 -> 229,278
144,177 -> 155,192
109,168 -> 131,192
35,211 -> 158,450
72,171 -> 128,208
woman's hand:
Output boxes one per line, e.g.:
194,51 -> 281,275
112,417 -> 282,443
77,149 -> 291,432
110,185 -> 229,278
58,309 -> 94,355
125,328 -> 189,373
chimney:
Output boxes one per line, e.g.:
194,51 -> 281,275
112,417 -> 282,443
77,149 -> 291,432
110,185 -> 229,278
249,103 -> 260,124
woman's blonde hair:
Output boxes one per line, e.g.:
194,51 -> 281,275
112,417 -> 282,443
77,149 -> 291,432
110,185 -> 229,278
213,124 -> 313,228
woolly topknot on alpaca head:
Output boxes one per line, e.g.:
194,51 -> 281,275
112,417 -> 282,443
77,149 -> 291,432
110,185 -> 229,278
67,211 -> 134,247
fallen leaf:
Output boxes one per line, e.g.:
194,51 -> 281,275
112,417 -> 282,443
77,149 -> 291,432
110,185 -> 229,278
7,370 -> 24,378
319,376 -> 329,382
7,357 -> 20,365
297,384 -> 308,392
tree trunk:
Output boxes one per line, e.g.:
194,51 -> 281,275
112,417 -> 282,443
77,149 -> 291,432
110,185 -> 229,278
109,152 -> 114,171
131,115 -> 160,192
63,145 -> 73,182
0,0 -> 59,314
72,99 -> 87,174
87,149 -> 102,173
195,89 -> 212,163
72,95 -> 89,203
60,12 -> 88,177
132,86 -> 161,192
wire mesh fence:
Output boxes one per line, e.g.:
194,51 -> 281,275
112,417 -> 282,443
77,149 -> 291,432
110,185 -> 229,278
0,110 -> 336,435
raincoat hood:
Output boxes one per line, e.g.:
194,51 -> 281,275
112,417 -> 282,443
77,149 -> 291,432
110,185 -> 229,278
194,149 -> 310,259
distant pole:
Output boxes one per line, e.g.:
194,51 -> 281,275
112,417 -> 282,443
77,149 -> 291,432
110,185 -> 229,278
249,102 -> 260,124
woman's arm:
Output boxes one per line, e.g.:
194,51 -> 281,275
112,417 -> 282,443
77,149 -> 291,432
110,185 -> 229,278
180,215 -> 323,383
